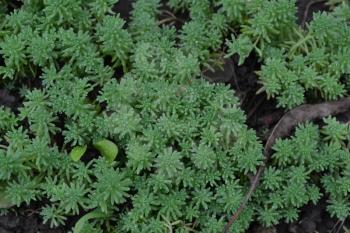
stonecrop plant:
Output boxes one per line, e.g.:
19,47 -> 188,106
256,119 -> 350,226
224,0 -> 350,109
0,0 -> 350,232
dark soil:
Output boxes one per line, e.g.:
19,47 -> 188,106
0,210 -> 65,233
113,0 -> 134,22
296,0 -> 329,26
0,1 -> 348,233
0,90 -> 17,110
278,199 -> 350,233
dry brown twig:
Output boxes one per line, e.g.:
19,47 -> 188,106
222,96 -> 350,233
301,0 -> 326,27
158,9 -> 185,25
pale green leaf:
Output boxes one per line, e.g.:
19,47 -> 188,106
93,139 -> 118,162
70,145 -> 87,162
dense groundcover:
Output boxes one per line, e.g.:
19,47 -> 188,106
0,0 -> 350,232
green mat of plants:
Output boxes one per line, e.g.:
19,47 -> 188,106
0,0 -> 350,232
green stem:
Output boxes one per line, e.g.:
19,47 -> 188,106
288,34 -> 313,57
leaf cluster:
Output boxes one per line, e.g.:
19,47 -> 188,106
224,1 -> 350,108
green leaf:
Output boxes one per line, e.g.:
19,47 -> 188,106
72,210 -> 107,233
93,139 -> 118,162
70,145 -> 87,162
225,35 -> 253,65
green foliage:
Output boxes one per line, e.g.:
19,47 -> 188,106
0,0 -> 349,232
225,35 -> 253,65
216,0 -> 246,23
259,119 -> 350,225
41,205 -> 67,228
224,0 -> 350,109
96,15 -> 132,70
0,34 -> 27,74
72,210 -> 107,233
27,30 -> 56,67
0,106 -> 17,131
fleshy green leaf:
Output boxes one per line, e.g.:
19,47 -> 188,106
72,210 -> 107,233
70,145 -> 87,162
93,139 -> 118,162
